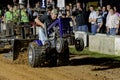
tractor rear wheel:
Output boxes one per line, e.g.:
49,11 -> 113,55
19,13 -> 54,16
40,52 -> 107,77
75,38 -> 84,51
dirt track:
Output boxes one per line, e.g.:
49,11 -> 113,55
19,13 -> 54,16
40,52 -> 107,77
0,52 -> 120,80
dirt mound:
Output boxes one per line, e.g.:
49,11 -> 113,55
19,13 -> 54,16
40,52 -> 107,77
13,51 -> 29,65
0,51 -> 29,65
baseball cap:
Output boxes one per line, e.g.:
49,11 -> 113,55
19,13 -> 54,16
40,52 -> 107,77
51,9 -> 58,15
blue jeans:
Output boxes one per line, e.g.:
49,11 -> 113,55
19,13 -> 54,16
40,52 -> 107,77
38,27 -> 47,45
78,25 -> 88,32
91,24 -> 98,35
108,28 -> 117,36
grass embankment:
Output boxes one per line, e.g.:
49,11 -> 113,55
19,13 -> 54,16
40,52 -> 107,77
69,47 -> 120,61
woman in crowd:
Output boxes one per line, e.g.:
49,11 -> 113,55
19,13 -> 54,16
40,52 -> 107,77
107,8 -> 119,35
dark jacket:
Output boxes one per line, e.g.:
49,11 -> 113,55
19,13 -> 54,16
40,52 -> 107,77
74,8 -> 88,26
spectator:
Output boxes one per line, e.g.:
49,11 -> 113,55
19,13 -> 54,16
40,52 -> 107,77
107,8 -> 119,35
65,4 -> 72,16
73,2 -> 88,32
20,6 -> 29,24
101,6 -> 107,33
96,9 -> 103,33
106,4 -> 111,34
113,6 -> 120,17
66,10 -> 71,18
97,6 -> 102,14
89,5 -> 98,35
66,5 -> 70,11
13,4 -> 19,24
114,6 -> 120,35
4,7 -> 13,36
27,5 -> 33,22
34,2 -> 41,14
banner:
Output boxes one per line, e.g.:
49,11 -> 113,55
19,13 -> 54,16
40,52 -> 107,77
41,0 -> 46,8
57,0 -> 65,8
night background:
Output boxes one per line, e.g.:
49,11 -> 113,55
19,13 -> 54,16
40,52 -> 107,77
0,0 -> 120,9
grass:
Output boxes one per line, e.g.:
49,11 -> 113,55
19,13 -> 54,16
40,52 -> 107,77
69,47 -> 120,61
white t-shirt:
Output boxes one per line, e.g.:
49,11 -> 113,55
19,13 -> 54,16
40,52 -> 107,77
106,12 -> 110,27
89,11 -> 98,24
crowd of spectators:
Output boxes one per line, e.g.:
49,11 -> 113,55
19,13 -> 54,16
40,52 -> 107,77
0,1 -> 120,36
66,3 -> 120,36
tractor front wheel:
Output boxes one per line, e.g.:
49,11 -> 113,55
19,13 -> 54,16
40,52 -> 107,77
28,42 -> 46,67
57,40 -> 69,66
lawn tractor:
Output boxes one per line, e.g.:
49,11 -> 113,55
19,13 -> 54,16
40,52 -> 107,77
28,17 -> 84,67
0,17 -> 84,67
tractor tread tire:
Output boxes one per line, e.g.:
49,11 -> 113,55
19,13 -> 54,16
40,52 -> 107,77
57,40 -> 69,66
28,42 -> 46,67
75,38 -> 84,51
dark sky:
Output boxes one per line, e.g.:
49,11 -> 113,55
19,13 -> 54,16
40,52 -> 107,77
0,0 -> 120,8
0,0 -> 40,7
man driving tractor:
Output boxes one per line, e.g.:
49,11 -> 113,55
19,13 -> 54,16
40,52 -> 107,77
34,9 -> 58,45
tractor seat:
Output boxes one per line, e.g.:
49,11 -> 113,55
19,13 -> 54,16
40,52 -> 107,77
34,40 -> 43,46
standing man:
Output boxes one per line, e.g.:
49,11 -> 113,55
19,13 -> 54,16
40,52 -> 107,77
74,2 -> 88,32
106,4 -> 111,34
101,6 -> 107,33
34,2 -> 41,13
4,7 -> 13,36
13,4 -> 19,24
89,5 -> 98,35
20,6 -> 29,24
